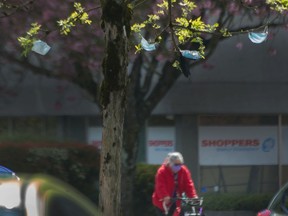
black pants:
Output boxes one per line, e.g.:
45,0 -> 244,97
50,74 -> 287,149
155,202 -> 176,216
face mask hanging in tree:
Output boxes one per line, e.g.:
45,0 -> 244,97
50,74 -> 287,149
248,26 -> 268,44
140,36 -> 157,51
180,49 -> 201,60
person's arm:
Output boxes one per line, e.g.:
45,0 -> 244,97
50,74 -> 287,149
183,167 -> 198,198
155,168 -> 170,201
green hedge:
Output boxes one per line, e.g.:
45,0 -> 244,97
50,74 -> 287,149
0,141 -> 100,203
134,163 -> 160,215
204,193 -> 272,212
133,164 -> 273,215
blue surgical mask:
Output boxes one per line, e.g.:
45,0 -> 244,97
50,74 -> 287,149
171,164 -> 182,173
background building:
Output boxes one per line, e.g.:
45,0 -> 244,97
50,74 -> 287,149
1,28 -> 288,194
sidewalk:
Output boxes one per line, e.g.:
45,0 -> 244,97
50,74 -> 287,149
205,211 -> 255,216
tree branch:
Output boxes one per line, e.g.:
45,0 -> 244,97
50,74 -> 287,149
0,51 -> 99,103
0,0 -> 34,18
139,55 -> 158,98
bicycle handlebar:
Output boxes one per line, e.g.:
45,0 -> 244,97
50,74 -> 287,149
163,197 -> 203,215
170,197 -> 203,206
179,197 -> 203,206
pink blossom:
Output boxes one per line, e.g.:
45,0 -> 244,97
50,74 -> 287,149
235,42 -> 243,50
267,33 -> 275,40
211,8 -> 221,17
87,59 -> 101,71
156,54 -> 166,61
254,8 -> 268,16
242,0 -> 253,5
228,2 -> 240,14
66,96 -> 77,102
54,101 -> 62,111
203,0 -> 214,9
5,90 -> 18,97
70,42 -> 85,53
268,47 -> 277,56
192,7 -> 201,17
202,62 -> 214,70
42,10 -> 54,21
56,85 -> 66,93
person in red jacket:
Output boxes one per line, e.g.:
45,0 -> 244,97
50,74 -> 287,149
152,152 -> 198,216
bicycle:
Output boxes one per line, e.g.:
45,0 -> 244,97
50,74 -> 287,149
163,197 -> 205,216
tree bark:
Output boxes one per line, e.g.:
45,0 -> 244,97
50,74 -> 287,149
121,55 -> 143,216
99,0 -> 131,215
121,120 -> 142,216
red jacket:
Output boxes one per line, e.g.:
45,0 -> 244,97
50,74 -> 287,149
152,164 -> 198,216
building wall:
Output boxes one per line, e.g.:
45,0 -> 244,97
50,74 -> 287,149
175,115 -> 200,189
58,116 -> 87,142
173,114 -> 287,194
145,114 -> 287,194
200,166 -> 279,193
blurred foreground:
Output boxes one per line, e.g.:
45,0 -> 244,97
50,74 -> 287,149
0,173 -> 100,216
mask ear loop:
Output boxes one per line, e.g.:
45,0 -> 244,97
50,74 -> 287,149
264,25 -> 268,34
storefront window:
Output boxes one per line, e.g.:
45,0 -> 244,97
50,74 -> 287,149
198,115 -> 279,194
0,117 -> 58,139
0,118 -> 10,135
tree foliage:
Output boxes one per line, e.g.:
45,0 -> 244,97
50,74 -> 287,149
131,0 -> 288,74
1,0 -> 288,79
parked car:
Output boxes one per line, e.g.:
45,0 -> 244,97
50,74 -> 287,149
0,172 -> 100,216
257,182 -> 288,216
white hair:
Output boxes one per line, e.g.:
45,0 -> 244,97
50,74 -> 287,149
165,152 -> 184,165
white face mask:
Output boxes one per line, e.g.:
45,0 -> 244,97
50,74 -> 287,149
248,27 -> 268,44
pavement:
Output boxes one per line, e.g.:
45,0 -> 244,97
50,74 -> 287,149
205,211 -> 255,216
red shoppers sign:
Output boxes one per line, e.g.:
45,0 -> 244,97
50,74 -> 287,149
199,126 -> 278,166
147,127 -> 175,164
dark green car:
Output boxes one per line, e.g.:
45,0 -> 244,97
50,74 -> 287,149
257,182 -> 288,216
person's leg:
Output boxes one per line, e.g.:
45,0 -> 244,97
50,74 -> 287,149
154,203 -> 177,216
155,207 -> 165,216
168,202 -> 176,216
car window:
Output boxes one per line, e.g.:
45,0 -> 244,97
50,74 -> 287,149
280,189 -> 288,214
46,195 -> 96,216
270,187 -> 288,215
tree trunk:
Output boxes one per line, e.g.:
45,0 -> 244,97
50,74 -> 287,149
121,114 -> 143,216
120,55 -> 145,216
99,0 -> 131,215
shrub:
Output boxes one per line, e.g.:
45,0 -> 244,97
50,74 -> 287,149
0,141 -> 100,203
134,163 -> 160,216
203,193 -> 272,212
